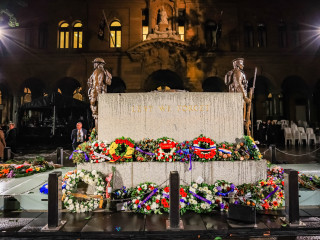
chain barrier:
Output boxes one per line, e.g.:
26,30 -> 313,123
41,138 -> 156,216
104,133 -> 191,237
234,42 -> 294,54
275,147 -> 320,157
261,148 -> 270,155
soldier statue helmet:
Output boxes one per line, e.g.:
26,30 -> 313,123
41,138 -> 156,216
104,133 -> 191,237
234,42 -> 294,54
232,58 -> 244,70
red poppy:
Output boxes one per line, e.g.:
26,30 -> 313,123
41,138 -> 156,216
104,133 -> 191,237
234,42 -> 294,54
146,205 -> 151,210
273,201 -> 278,207
281,181 -> 284,186
262,201 -> 270,210
163,202 -> 169,208
278,191 -> 284,198
95,143 -> 99,147
156,199 -> 160,203
179,188 -> 185,194
161,198 -> 167,204
149,186 -> 154,190
181,192 -> 187,198
138,187 -> 142,191
164,187 -> 169,193
260,181 -> 265,186
135,200 -> 139,204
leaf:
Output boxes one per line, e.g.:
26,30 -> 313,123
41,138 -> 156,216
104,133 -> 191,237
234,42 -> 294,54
214,237 -> 222,240
84,216 -> 91,220
281,223 -> 288,227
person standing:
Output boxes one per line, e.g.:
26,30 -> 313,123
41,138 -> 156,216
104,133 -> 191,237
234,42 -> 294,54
71,122 -> 87,150
0,126 -> 6,160
5,122 -> 17,154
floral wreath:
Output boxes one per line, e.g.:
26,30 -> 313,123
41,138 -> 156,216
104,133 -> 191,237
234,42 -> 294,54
161,185 -> 190,215
130,182 -> 161,214
155,137 -> 178,162
134,138 -> 157,162
188,182 -> 217,213
90,140 -> 110,163
109,137 -> 135,162
244,135 -> 262,160
62,169 -> 105,213
213,180 -> 237,211
192,135 -> 216,161
216,142 -> 234,161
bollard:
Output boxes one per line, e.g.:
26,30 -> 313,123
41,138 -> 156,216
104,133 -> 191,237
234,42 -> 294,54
280,169 -> 305,226
4,147 -> 12,161
270,144 -> 276,164
166,171 -> 183,230
42,171 -> 66,231
56,147 -> 63,165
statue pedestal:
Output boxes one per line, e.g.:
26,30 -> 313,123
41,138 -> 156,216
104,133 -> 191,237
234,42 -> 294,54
159,23 -> 168,32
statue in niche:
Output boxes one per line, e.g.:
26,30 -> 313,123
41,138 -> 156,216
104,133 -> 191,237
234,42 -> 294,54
159,6 -> 168,25
88,58 -> 112,131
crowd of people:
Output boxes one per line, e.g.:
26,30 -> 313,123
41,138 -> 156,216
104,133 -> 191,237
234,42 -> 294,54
255,120 -> 283,146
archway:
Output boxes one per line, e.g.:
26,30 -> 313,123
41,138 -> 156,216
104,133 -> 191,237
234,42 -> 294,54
282,76 -> 309,122
144,70 -> 184,91
108,77 -> 126,93
56,77 -> 81,97
202,77 -> 226,92
248,76 -> 273,121
20,78 -> 45,103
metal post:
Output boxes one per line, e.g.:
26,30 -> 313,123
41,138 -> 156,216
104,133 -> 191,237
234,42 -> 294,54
281,169 -> 304,226
166,171 -> 183,230
56,147 -> 63,165
4,147 -> 12,161
42,171 -> 66,231
270,144 -> 276,164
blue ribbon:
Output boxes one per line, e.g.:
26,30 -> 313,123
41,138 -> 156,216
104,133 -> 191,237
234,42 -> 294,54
138,188 -> 158,208
193,146 -> 216,151
263,186 -> 279,201
69,150 -> 89,162
135,147 -> 155,156
40,183 -> 48,194
162,193 -> 190,205
189,190 -> 212,205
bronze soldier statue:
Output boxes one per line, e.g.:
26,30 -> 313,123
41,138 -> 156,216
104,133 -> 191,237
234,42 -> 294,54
88,58 -> 112,131
225,58 -> 253,136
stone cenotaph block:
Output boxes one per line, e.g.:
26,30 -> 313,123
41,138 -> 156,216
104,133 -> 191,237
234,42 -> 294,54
98,92 -> 243,143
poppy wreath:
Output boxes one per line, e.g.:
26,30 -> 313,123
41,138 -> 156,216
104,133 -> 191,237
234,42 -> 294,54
161,185 -> 190,215
192,135 -> 216,161
130,182 -> 161,214
90,140 -> 109,163
155,137 -> 178,162
109,137 -> 135,162
134,138 -> 157,162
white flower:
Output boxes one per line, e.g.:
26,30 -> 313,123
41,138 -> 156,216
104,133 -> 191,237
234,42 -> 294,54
203,187 -> 209,192
151,202 -> 157,210
180,202 -> 186,208
92,170 -> 97,175
189,187 -> 196,193
207,195 -> 213,200
79,172 -> 84,178
66,185 -> 70,190
192,183 -> 198,189
67,199 -> 73,204
156,195 -> 161,200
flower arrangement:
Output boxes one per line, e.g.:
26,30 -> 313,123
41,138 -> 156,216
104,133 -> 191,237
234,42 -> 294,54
213,180 -> 237,211
62,169 -> 105,213
161,185 -> 190,215
244,136 -> 262,160
134,138 -> 157,161
299,173 -> 320,190
90,140 -> 110,163
109,137 -> 135,162
192,135 -> 216,161
155,137 -> 178,162
216,142 -> 234,161
71,141 -> 92,164
188,182 -> 217,213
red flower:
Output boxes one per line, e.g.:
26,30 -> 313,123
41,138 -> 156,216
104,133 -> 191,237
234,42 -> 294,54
222,144 -> 226,148
95,143 -> 99,147
95,160 -> 99,163
149,186 -> 154,190
161,198 -> 167,204
135,200 -> 139,204
273,201 -> 278,207
163,202 -> 169,208
146,205 -> 151,210
181,192 -> 187,198
260,182 -> 265,186
262,201 -> 270,210
278,191 -> 284,198
138,187 -> 142,191
103,148 -> 107,152
164,187 -> 169,193
100,143 -> 106,148
281,181 -> 284,186
156,199 -> 160,203
179,188 -> 185,194
186,141 -> 189,144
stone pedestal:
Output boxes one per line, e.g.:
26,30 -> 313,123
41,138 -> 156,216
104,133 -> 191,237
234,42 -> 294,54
77,160 -> 267,189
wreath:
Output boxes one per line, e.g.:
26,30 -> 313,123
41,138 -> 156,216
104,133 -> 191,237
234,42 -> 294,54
188,182 -> 217,213
161,185 -> 190,215
109,137 -> 135,162
130,182 -> 161,214
213,180 -> 237,211
91,140 -> 110,163
134,138 -> 157,162
62,169 -> 105,213
192,135 -> 216,161
216,142 -> 234,161
244,136 -> 262,160
155,137 -> 178,162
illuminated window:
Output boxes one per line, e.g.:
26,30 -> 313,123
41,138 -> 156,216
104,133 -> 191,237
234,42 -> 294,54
110,21 -> 121,48
73,87 -> 83,101
58,22 -> 69,48
142,9 -> 149,40
21,88 -> 32,104
73,22 -> 83,48
178,9 -> 185,41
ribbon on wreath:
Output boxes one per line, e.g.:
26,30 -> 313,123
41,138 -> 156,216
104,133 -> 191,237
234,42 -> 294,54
263,186 -> 279,201
189,190 -> 212,205
176,148 -> 193,170
93,152 -> 112,161
193,146 -> 216,152
69,150 -> 89,161
162,193 -> 190,205
138,188 -> 158,208
135,147 -> 155,156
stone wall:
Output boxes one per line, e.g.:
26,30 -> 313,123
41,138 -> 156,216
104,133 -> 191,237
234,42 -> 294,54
98,92 -> 243,143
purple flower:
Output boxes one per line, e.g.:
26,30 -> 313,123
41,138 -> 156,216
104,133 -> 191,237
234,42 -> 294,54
220,203 -> 225,209
216,186 -> 222,191
234,201 -> 239,205
309,177 -> 313,181
230,184 -> 235,189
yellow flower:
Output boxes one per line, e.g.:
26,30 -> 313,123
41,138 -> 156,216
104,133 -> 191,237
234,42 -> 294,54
36,167 -> 40,171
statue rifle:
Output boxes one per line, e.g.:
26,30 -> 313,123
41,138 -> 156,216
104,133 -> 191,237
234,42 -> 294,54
245,67 -> 257,137
102,10 -> 116,47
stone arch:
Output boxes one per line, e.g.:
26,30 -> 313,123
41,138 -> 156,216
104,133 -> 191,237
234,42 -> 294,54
20,78 -> 45,101
281,76 -> 309,122
55,77 -> 81,97
108,77 -> 126,93
202,77 -> 226,92
144,69 -> 184,92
